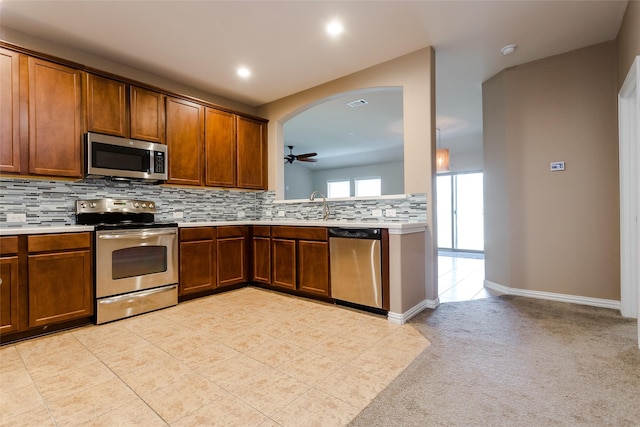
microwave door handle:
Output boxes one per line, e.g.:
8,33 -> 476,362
98,230 -> 177,240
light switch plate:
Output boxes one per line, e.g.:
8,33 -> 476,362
385,209 -> 397,218
278,210 -> 286,217
550,161 -> 565,171
172,211 -> 184,219
372,209 -> 383,217
237,211 -> 245,218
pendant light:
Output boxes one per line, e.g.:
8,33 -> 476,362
436,128 -> 450,173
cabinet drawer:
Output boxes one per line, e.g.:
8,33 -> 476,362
252,225 -> 271,237
217,226 -> 248,238
0,236 -> 19,255
180,227 -> 215,241
271,226 -> 327,241
28,233 -> 91,253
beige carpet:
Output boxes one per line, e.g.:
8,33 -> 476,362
351,295 -> 640,426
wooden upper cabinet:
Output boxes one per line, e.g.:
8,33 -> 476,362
237,116 -> 266,190
85,73 -> 128,137
205,108 -> 236,187
166,96 -> 204,186
0,48 -> 22,173
130,86 -> 165,143
84,76 -> 165,144
28,57 -> 83,178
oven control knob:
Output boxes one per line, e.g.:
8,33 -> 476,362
90,202 -> 96,208
148,203 -> 154,209
134,202 -> 139,208
141,203 -> 147,208
80,202 -> 86,208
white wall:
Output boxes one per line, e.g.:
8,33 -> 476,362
283,163 -> 314,200
310,161 -> 404,197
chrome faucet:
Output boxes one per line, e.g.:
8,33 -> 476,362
309,191 -> 330,221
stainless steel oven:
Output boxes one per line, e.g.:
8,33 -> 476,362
77,198 -> 178,324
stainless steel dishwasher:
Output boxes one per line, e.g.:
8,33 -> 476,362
329,228 -> 383,309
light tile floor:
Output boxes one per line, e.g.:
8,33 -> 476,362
0,287 -> 429,426
438,252 -> 498,303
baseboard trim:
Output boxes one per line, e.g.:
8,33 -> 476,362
484,280 -> 621,311
387,298 -> 439,324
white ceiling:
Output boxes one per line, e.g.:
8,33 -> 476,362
0,0 -> 629,167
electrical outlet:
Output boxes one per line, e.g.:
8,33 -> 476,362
385,209 -> 397,218
7,213 -> 26,222
237,211 -> 245,218
265,210 -> 273,217
372,209 -> 383,217
278,210 -> 286,217
172,211 -> 184,219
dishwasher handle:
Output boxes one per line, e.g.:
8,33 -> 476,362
328,228 -> 382,240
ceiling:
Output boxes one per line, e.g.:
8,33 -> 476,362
0,0 -> 629,168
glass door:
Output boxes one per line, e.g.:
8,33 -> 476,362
437,172 -> 484,251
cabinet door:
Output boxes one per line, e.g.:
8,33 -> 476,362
130,86 -> 165,143
180,239 -> 216,295
298,240 -> 329,296
85,73 -> 128,137
271,238 -> 296,290
217,237 -> 247,287
28,57 -> 83,177
205,108 -> 236,187
0,48 -> 22,173
252,237 -> 271,284
28,249 -> 93,327
236,116 -> 266,189
166,97 -> 204,185
0,256 -> 20,334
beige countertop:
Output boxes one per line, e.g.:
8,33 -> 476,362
1,220 -> 427,236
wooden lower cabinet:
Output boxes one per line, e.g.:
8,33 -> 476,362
270,227 -> 330,297
0,236 -> 20,334
179,227 -> 216,296
297,240 -> 329,296
252,236 -> 271,284
0,232 -> 94,342
217,226 -> 248,287
271,238 -> 296,290
28,250 -> 92,327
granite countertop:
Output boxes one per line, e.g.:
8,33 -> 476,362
0,226 -> 95,236
0,220 -> 427,235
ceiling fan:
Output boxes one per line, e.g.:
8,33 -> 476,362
284,145 -> 317,164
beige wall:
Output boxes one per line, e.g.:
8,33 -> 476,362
617,0 -> 640,87
483,42 -> 620,300
0,27 -> 257,115
257,47 -> 439,300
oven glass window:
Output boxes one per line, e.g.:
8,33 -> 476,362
112,246 -> 167,280
93,142 -> 150,172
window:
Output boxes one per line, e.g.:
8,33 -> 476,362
355,178 -> 381,197
327,180 -> 350,198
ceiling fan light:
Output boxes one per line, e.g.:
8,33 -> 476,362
436,148 -> 450,173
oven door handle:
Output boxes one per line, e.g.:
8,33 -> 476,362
98,230 -> 177,239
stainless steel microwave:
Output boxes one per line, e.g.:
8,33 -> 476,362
85,132 -> 168,182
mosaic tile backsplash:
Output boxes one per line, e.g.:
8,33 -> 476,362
0,178 -> 426,228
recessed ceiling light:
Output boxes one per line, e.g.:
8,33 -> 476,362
326,20 -> 344,36
501,44 -> 518,56
237,66 -> 251,78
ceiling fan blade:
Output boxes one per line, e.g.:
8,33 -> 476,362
297,157 -> 317,162
295,152 -> 317,159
